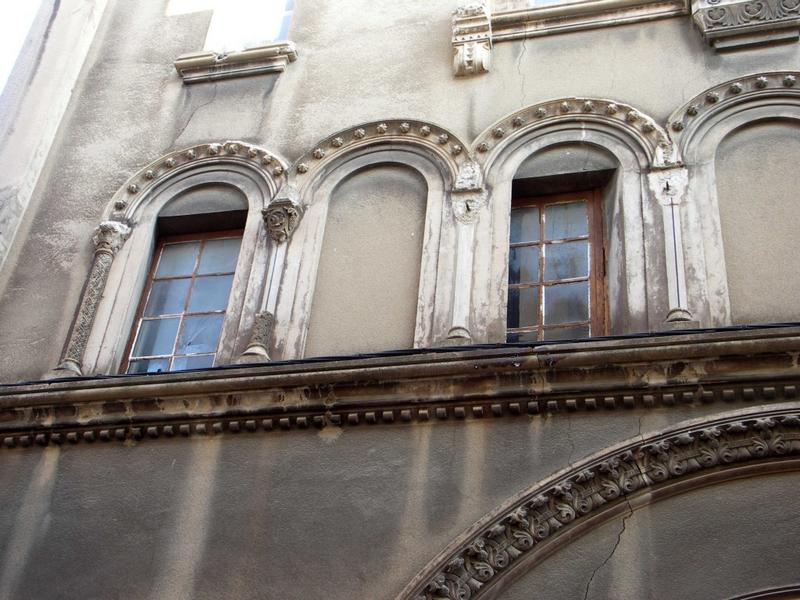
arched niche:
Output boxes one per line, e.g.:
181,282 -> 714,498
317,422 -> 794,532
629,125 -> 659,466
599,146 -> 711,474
82,143 -> 285,375
667,71 -> 800,328
715,119 -> 800,325
304,163 -> 428,357
273,146 -> 453,359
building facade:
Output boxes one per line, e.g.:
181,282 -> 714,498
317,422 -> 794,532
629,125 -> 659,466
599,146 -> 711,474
1,0 -> 800,598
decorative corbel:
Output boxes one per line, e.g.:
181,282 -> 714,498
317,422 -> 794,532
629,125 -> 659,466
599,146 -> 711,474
45,221 -> 131,378
647,168 -> 699,330
238,186 -> 304,363
452,2 -> 492,77
262,186 -> 304,243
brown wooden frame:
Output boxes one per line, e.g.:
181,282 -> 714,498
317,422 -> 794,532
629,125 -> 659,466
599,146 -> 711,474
120,229 -> 244,374
507,190 -> 607,341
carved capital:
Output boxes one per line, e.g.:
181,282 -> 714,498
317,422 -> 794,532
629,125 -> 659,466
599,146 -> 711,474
647,167 -> 688,206
692,0 -> 800,50
454,160 -> 484,192
453,2 -> 492,76
452,190 -> 487,224
262,189 -> 303,243
92,221 -> 131,255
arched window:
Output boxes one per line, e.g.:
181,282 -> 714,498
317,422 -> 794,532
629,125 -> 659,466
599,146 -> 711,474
47,142 -> 285,378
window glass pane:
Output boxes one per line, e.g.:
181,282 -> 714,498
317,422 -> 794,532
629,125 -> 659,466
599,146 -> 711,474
176,314 -> 224,355
127,358 -> 170,374
509,246 -> 540,284
155,242 -> 199,277
144,279 -> 191,316
198,238 -> 241,274
544,240 -> 589,281
543,325 -> 591,341
172,355 -> 215,371
507,330 -> 539,343
507,286 -> 539,329
188,275 -> 234,312
510,207 -> 540,244
132,318 -> 180,357
544,201 -> 588,240
544,281 -> 589,324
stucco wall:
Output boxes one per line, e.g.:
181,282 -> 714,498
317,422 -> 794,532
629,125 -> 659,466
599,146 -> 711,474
715,120 -> 800,325
0,0 -> 798,380
0,403 -> 772,599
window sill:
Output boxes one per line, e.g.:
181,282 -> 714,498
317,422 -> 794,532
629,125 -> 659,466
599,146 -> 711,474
174,41 -> 298,84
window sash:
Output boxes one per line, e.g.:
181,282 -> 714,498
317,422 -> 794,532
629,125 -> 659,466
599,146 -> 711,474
122,230 -> 243,374
507,191 -> 606,342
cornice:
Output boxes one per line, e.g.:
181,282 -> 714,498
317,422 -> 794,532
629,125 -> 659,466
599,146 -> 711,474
691,0 -> 800,50
400,403 -> 800,599
2,327 -> 800,449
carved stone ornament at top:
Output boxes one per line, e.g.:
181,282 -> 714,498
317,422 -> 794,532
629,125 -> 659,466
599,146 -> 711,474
263,189 -> 303,243
692,0 -> 800,49
92,220 -> 131,255
452,1 -> 492,76
403,406 -> 800,600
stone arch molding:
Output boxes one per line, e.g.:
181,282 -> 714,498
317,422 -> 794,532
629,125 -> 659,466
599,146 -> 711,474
47,141 -> 289,378
472,97 -> 678,170
283,119 -> 477,196
399,403 -> 800,600
105,139 -> 289,222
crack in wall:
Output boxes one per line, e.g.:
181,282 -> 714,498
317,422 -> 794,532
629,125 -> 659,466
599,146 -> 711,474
581,498 -> 634,600
517,37 -> 528,107
174,82 -> 218,143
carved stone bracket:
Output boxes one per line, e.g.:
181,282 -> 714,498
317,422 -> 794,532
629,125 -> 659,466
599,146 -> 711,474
692,0 -> 800,50
263,187 -> 303,243
452,2 -> 492,77
45,221 -> 131,378
402,406 -> 800,600
174,41 -> 298,83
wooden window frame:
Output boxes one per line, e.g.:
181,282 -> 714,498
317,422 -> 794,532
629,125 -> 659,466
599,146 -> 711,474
120,229 -> 244,374
507,190 -> 607,341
